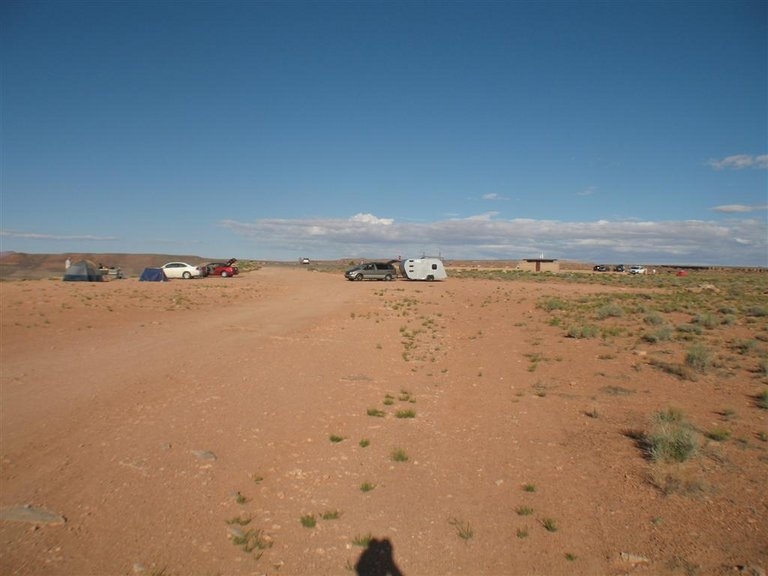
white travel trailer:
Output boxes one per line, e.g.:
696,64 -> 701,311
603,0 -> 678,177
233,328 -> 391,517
399,258 -> 447,281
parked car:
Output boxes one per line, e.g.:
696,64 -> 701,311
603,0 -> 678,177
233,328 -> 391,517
161,262 -> 203,279
205,258 -> 238,277
593,265 -> 608,272
345,262 -> 397,281
614,264 -> 625,273
300,257 -> 311,264
629,265 -> 647,275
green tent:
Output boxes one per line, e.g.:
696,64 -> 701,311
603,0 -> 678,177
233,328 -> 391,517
63,260 -> 103,282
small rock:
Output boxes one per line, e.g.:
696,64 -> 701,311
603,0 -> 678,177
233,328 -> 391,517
620,552 -> 650,565
0,505 -> 66,526
192,450 -> 216,461
736,565 -> 766,576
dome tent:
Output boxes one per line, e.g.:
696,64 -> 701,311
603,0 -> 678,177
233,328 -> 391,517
139,267 -> 169,281
63,260 -> 103,282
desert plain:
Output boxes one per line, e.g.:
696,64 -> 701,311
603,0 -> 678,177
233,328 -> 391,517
1,264 -> 766,576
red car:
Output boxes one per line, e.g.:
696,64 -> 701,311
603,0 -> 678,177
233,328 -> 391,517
205,258 -> 239,277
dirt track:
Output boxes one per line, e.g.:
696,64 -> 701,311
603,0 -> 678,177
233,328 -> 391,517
1,267 -> 766,575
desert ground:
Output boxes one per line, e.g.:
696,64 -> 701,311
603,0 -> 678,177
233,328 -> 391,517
1,265 -> 766,576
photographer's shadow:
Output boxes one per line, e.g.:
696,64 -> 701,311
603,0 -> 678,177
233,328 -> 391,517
355,537 -> 403,576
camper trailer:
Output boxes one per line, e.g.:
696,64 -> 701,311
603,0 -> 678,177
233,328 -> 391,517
399,258 -> 447,281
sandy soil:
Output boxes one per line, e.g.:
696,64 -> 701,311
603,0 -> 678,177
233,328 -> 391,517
1,267 -> 766,576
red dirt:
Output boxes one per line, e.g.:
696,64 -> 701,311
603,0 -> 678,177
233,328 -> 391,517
1,267 -> 766,575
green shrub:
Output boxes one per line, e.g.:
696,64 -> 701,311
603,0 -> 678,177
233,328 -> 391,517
676,323 -> 703,336
745,305 -> 768,317
685,344 -> 711,372
391,448 -> 409,462
648,409 -> 698,463
567,324 -> 600,339
706,428 -> 731,442
596,302 -> 624,319
693,313 -> 719,329
649,358 -> 696,381
642,325 -> 673,343
759,358 -> 768,378
541,518 -> 558,532
644,311 -> 665,325
538,297 -> 567,311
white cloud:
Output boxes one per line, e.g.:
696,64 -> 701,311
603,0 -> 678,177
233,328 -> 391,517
708,154 -> 768,170
220,212 -> 768,266
482,193 -> 508,200
349,213 -> 394,225
0,230 -> 117,241
712,204 -> 768,213
576,186 -> 596,196
464,212 -> 499,221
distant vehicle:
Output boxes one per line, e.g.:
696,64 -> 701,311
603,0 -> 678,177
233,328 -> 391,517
345,262 -> 397,281
161,262 -> 203,279
399,258 -> 447,281
205,258 -> 238,277
629,265 -> 647,275
593,265 -> 608,272
614,264 -> 625,273
300,257 -> 311,264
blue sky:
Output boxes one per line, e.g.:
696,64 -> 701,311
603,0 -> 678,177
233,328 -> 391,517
2,1 -> 766,265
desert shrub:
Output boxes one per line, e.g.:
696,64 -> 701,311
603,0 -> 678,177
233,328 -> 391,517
649,358 -> 696,381
693,313 -> 719,329
648,470 -> 706,496
685,344 -> 711,372
722,314 -> 737,326
538,296 -> 568,311
745,305 -> 768,317
757,390 -> 768,410
567,324 -> 600,339
644,311 -> 665,325
706,428 -> 731,442
595,302 -> 624,319
648,408 -> 698,463
676,323 -> 703,336
733,339 -> 759,355
642,325 -> 673,343
602,325 -> 624,337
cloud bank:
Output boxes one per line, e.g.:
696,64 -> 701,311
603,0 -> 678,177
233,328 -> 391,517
712,204 -> 768,213
707,154 -> 768,170
220,212 -> 767,266
0,230 -> 117,241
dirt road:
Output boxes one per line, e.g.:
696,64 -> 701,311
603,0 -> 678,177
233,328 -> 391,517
1,267 -> 766,575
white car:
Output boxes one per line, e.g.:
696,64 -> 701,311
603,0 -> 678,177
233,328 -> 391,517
161,262 -> 203,279
629,265 -> 647,275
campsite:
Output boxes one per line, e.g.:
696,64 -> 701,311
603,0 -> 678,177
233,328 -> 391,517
0,263 -> 766,575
